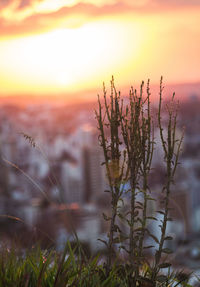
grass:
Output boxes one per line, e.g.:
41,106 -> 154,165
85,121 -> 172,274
0,242 -> 131,286
0,242 -> 194,287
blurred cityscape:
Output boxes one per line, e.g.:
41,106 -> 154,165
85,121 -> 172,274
0,93 -> 199,270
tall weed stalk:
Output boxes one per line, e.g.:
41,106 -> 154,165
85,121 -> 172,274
96,77 -> 183,285
151,77 -> 184,281
95,77 -> 128,270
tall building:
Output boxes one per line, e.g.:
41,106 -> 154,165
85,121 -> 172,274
82,145 -> 106,202
81,124 -> 107,203
61,152 -> 83,204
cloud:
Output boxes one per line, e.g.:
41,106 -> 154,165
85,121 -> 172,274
0,0 -> 200,39
0,1 -> 131,38
1,0 -> 200,13
122,0 -> 200,9
17,0 -> 32,10
0,0 -> 11,8
157,0 -> 200,6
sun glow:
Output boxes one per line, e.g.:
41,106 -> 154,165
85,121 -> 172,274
0,18 -> 143,94
0,2 -> 200,98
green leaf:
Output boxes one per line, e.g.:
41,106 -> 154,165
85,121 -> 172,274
113,237 -> 121,244
134,227 -> 144,232
146,216 -> 158,221
90,254 -> 100,268
137,218 -> 143,225
149,233 -> 159,244
157,210 -> 165,215
113,224 -> 121,232
143,245 -> 154,249
98,239 -> 108,246
67,241 -> 77,270
136,206 -> 143,210
118,213 -> 124,220
120,245 -> 129,253
167,217 -> 173,221
136,201 -> 143,206
134,211 -> 139,217
159,263 -> 171,268
119,235 -> 129,242
156,275 -> 168,282
126,219 -> 131,226
146,195 -> 156,201
102,213 -> 110,221
162,248 -> 173,254
164,236 -> 173,241
101,274 -> 113,287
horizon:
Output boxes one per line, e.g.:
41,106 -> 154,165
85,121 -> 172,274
0,80 -> 199,107
0,1 -> 200,100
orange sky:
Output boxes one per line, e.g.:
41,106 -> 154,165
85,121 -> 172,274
0,0 -> 200,96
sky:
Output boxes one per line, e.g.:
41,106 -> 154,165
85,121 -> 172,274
0,0 -> 200,97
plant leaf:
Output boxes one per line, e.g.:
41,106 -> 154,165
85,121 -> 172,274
146,216 -> 158,221
143,245 -> 154,249
98,239 -> 108,246
156,275 -> 168,282
102,213 -> 111,221
162,248 -> 173,254
159,263 -> 171,268
164,236 -> 173,241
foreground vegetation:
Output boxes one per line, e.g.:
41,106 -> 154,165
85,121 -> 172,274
0,242 -> 194,287
0,78 -> 195,286
95,77 -> 185,286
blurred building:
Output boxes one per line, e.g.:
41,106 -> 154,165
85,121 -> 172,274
82,145 -> 106,202
80,124 -> 107,203
62,161 -> 82,203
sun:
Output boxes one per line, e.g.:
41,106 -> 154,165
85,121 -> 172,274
55,72 -> 71,86
0,18 -> 144,94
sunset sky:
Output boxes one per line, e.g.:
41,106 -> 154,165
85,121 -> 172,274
0,0 -> 200,97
